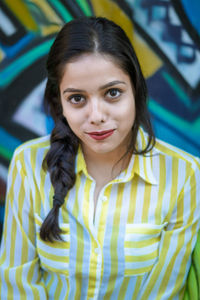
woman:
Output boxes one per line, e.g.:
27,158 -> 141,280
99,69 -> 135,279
0,17 -> 199,299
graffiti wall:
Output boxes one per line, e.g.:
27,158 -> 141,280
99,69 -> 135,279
0,0 -> 199,238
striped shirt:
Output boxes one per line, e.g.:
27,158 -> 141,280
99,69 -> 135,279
0,128 -> 200,300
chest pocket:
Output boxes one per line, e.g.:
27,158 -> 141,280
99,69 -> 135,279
124,222 -> 167,276
35,213 -> 70,276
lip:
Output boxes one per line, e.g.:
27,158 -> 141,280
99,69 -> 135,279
86,129 -> 115,140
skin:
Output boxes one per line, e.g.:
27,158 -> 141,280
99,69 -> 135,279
60,53 -> 136,208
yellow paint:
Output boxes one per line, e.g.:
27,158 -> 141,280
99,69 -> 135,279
4,0 -> 63,36
31,0 -> 63,36
40,24 -> 62,36
0,49 -> 5,63
3,0 -> 38,31
132,31 -> 162,78
90,0 -> 162,78
90,0 -> 134,42
30,0 -> 63,27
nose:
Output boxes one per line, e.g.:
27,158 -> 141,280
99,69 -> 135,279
88,98 -> 106,124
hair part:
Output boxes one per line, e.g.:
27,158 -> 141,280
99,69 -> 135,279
40,16 -> 155,242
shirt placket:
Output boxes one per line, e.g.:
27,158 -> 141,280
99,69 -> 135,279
79,179 -> 98,299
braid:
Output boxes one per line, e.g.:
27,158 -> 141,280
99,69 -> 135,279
40,117 -> 79,242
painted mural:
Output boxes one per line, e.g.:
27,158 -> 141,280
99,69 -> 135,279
0,0 -> 199,238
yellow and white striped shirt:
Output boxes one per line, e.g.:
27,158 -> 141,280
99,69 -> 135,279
0,128 -> 200,299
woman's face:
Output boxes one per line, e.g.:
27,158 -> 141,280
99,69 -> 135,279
60,53 -> 135,158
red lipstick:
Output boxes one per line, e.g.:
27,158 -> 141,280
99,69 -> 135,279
87,129 -> 115,140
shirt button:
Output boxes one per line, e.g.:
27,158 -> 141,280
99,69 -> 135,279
102,196 -> 107,202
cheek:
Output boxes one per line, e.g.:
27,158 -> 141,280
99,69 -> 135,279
121,107 -> 135,131
66,117 -> 78,130
119,103 -> 135,122
63,112 -> 83,135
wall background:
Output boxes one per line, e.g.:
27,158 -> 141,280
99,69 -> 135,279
0,0 -> 199,239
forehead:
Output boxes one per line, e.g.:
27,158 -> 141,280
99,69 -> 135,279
60,53 -> 131,87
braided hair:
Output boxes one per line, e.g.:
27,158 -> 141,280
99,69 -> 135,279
40,118 -> 78,242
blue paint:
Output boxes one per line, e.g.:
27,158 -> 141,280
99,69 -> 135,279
152,117 -> 199,156
150,111 -> 200,157
45,116 -> 54,133
0,39 -> 54,87
146,68 -> 200,120
181,0 -> 200,34
0,204 -> 5,223
0,32 -> 35,59
0,127 -> 21,152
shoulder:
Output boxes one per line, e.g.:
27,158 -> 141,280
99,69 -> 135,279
13,135 -> 50,160
14,135 -> 50,155
154,137 -> 200,168
139,127 -> 200,170
153,137 -> 200,183
9,135 -> 51,174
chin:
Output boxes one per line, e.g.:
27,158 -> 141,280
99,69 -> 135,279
91,144 -> 118,155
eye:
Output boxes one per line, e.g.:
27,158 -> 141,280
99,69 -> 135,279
106,88 -> 122,99
68,94 -> 85,105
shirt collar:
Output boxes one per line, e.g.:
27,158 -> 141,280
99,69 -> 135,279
75,127 -> 158,185
129,127 -> 158,185
130,152 -> 158,185
76,145 -> 89,176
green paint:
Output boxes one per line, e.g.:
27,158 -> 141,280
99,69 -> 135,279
0,39 -> 54,87
0,145 -> 13,160
153,118 -> 199,156
48,0 -> 73,22
162,71 -> 200,111
76,0 -> 92,16
148,98 -> 200,134
162,71 -> 189,105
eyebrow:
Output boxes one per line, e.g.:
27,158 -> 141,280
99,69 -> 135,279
99,80 -> 126,90
63,80 -> 126,95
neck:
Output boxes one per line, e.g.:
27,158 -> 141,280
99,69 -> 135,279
81,146 -> 132,185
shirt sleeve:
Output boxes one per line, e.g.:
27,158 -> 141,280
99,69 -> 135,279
139,158 -> 200,300
0,150 -> 47,299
